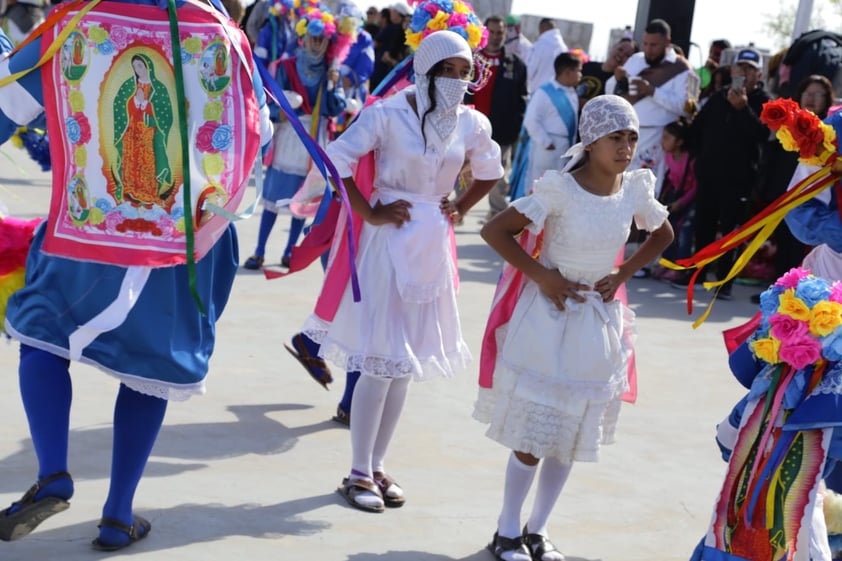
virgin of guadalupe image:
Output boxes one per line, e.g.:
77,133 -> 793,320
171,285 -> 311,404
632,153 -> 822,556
111,53 -> 175,209
199,43 -> 230,94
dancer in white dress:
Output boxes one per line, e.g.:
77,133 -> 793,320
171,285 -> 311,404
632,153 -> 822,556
303,30 -> 503,513
474,95 -> 673,561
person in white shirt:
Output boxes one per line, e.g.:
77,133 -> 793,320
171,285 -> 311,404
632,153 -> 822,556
522,52 -> 582,195
605,18 -> 698,195
525,18 -> 567,95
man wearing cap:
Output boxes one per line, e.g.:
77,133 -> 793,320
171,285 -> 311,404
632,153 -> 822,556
503,14 -> 531,62
525,18 -> 567,95
605,18 -> 698,196
685,46 -> 771,299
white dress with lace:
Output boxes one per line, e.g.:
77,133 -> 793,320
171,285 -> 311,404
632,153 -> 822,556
473,168 -> 668,463
302,88 -> 503,380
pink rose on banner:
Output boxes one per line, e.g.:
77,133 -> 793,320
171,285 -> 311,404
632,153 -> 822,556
769,313 -> 810,342
109,25 -> 129,50
774,267 -> 811,289
196,121 -> 220,153
105,211 -> 123,234
778,335 -> 823,369
73,113 -> 91,145
156,216 -> 176,238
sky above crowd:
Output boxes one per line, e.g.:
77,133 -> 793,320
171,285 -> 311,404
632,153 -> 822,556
363,0 -> 836,64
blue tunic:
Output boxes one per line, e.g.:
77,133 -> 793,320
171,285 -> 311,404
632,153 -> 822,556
0,0 -> 267,400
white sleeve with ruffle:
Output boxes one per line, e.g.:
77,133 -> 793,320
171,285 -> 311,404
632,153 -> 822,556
630,169 -> 669,231
466,110 -> 504,181
510,170 -> 568,234
324,101 -> 384,177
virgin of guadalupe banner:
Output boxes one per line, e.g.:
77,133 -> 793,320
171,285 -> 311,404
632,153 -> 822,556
39,0 -> 260,266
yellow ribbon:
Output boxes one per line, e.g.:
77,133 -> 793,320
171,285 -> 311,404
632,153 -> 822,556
660,165 -> 836,328
0,0 -> 104,88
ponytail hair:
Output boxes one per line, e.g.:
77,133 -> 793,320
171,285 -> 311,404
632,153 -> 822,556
419,60 -> 445,150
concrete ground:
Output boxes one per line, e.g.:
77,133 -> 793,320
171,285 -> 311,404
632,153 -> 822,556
0,142 -> 760,560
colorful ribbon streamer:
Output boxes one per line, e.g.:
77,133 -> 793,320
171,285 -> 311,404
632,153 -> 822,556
661,164 -> 838,327
255,58 -> 360,301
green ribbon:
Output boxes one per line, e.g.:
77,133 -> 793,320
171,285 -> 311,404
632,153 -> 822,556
166,0 -> 205,315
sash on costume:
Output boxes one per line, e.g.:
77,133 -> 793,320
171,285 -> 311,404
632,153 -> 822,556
510,84 -> 576,201
699,362 -> 835,561
539,81 -> 576,148
39,1 -> 260,267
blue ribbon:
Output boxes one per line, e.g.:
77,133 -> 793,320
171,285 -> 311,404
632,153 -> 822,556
255,58 -> 360,301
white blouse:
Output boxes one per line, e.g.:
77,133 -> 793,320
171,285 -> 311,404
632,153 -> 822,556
326,87 -> 503,199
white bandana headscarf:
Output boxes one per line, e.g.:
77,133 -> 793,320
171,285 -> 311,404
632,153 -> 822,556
412,30 -> 473,147
561,94 -> 640,171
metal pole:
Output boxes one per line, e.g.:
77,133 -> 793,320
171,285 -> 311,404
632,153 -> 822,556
792,0 -> 814,40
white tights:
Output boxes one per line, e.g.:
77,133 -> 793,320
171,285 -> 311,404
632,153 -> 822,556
350,374 -> 411,478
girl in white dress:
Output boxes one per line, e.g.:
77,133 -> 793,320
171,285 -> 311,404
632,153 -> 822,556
474,95 -> 673,561
302,30 -> 503,513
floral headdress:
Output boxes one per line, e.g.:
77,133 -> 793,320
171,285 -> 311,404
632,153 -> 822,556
760,98 -> 838,166
750,267 -> 842,369
294,6 -> 355,65
268,0 -> 295,17
405,0 -> 487,52
295,8 -> 337,39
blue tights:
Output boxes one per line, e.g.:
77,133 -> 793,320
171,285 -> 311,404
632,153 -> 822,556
18,345 -> 167,545
254,209 -> 306,260
338,371 -> 361,415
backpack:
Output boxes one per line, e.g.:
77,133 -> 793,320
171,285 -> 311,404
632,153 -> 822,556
778,29 -> 842,98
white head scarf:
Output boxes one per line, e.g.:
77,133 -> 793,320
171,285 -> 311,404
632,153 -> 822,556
412,30 -> 473,148
561,94 -> 640,172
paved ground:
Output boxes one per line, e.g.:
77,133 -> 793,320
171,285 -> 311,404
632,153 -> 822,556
0,141 -> 762,560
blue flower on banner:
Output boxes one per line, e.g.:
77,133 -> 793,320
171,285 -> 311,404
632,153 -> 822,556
211,124 -> 233,151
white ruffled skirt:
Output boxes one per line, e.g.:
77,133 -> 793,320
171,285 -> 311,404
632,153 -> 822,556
304,189 -> 471,380
473,282 -> 635,463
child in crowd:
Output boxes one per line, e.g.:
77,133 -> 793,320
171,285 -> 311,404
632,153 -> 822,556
512,52 -> 582,200
474,95 -> 673,561
654,119 -> 696,282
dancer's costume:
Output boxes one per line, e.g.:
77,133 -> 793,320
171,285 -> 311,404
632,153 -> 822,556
0,0 -> 270,545
693,269 -> 842,561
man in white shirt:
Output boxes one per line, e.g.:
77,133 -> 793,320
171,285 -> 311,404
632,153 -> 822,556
522,52 -> 582,194
525,18 -> 567,95
605,18 -> 698,195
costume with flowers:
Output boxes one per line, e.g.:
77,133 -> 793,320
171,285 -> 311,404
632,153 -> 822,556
692,269 -> 842,561
247,5 -> 349,267
0,0 -> 271,548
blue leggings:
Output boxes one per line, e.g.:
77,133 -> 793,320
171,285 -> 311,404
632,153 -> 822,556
18,345 -> 167,534
254,209 -> 305,260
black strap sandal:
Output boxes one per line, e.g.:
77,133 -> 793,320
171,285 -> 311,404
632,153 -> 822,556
0,472 -> 72,542
91,514 -> 151,551
523,529 -> 564,561
488,531 -> 530,560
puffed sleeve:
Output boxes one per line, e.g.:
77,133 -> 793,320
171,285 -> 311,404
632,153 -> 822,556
465,109 -> 504,181
0,35 -> 44,143
325,100 -> 384,177
510,170 -> 568,234
630,169 -> 669,231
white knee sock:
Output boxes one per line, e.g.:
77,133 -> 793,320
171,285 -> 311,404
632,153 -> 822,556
498,453 -> 537,539
526,456 -> 572,538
